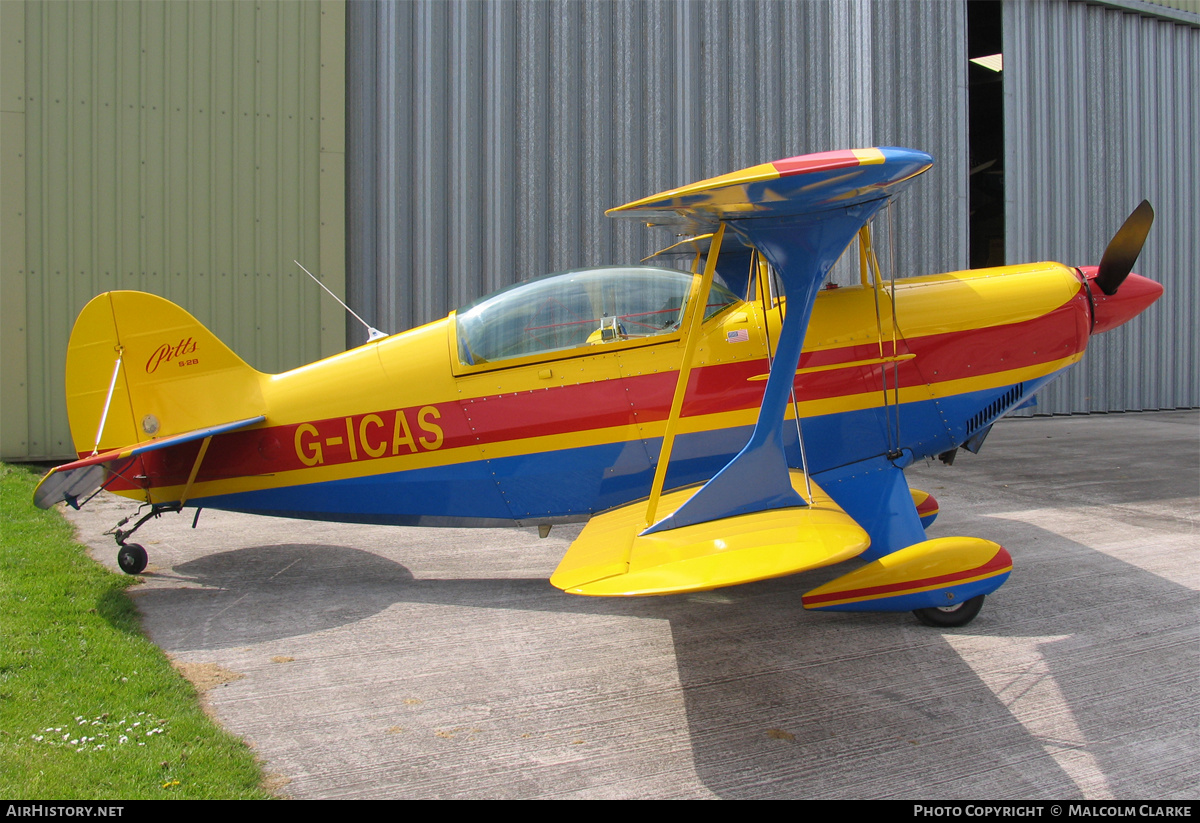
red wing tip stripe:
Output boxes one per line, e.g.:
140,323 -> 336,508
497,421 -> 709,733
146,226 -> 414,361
916,497 -> 939,517
62,446 -> 136,470
801,548 -> 1012,607
773,151 -> 865,177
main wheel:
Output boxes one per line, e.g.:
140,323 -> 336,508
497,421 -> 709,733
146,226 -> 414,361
913,594 -> 984,628
117,543 -> 148,575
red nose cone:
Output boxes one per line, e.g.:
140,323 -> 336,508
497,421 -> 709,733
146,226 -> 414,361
1080,266 -> 1164,334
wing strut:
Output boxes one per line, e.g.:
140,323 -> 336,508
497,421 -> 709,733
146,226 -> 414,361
643,223 -> 727,528
178,435 -> 213,506
643,201 -> 893,535
859,219 -> 903,458
883,204 -> 903,457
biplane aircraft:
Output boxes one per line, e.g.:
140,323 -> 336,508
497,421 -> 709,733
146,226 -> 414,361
34,147 -> 1161,627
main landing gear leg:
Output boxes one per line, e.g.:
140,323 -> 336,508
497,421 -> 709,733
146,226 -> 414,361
106,502 -> 182,575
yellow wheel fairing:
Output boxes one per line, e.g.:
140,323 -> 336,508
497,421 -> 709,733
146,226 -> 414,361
801,536 -> 1012,610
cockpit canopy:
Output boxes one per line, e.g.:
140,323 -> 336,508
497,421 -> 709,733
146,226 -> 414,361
455,265 -> 738,366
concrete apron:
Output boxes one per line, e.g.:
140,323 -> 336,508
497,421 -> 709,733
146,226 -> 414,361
60,411 -> 1199,799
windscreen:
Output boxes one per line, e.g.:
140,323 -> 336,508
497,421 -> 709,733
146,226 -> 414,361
455,266 -> 737,365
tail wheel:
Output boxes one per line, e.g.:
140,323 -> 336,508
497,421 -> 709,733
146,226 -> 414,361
913,594 -> 984,628
117,543 -> 148,575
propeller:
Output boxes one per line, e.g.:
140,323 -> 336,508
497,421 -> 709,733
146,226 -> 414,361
1094,200 -> 1154,296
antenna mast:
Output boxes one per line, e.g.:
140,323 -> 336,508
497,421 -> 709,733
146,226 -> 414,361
294,260 -> 388,341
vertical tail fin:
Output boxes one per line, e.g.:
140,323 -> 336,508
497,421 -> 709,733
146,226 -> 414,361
65,291 -> 266,457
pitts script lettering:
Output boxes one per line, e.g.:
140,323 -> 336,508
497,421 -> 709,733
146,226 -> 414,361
146,338 -> 199,373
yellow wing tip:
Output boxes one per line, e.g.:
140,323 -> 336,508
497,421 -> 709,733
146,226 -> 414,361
607,162 -> 781,216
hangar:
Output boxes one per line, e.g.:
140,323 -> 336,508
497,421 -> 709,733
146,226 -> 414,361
2,0 -> 1196,461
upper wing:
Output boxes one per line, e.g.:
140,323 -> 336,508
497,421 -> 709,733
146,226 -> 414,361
33,415 -> 265,509
607,148 -> 932,230
625,148 -> 932,534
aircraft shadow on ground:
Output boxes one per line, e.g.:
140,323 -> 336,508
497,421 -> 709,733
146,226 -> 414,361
666,528 -> 1196,799
132,508 -> 1195,799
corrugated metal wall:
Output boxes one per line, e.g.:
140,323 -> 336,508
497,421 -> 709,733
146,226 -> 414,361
1005,0 -> 1199,413
12,1 -> 1183,464
1,0 -> 345,460
346,0 -> 969,341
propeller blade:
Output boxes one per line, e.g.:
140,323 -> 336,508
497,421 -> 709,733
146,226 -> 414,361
1094,200 -> 1154,296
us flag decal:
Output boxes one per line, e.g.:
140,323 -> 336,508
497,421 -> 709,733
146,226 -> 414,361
727,329 -> 750,343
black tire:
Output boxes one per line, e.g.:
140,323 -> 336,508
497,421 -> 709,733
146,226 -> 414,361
117,543 -> 148,575
912,594 -> 984,628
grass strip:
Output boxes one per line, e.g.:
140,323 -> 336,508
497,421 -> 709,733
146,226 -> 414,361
0,464 -> 272,799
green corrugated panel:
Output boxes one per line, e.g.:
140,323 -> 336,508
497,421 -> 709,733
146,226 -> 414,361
0,0 -> 28,459
319,0 -> 345,359
2,0 -> 343,460
1147,0 -> 1200,17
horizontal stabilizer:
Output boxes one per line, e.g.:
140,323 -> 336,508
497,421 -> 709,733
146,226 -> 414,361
552,473 -> 869,596
32,464 -> 109,511
33,415 -> 265,509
